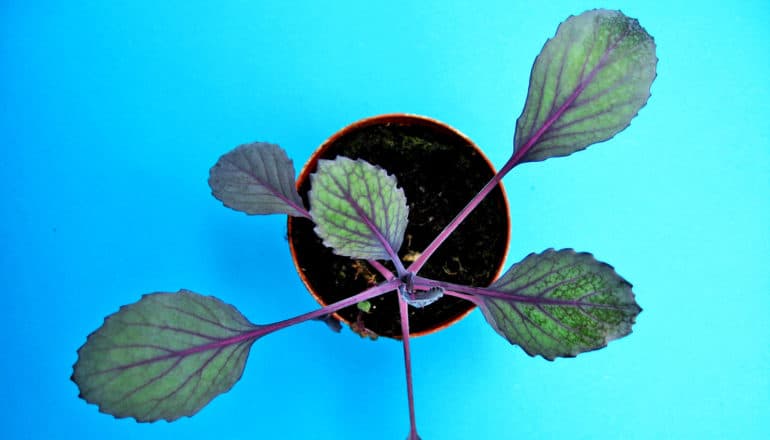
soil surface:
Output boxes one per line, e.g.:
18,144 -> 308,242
289,120 -> 509,338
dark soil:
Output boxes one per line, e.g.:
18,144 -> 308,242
288,119 -> 509,338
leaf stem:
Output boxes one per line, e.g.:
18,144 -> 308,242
413,276 -> 492,298
405,56 -> 613,277
440,289 -> 483,306
398,294 -> 420,440
257,279 -> 401,337
406,154 -> 518,274
368,259 -> 395,280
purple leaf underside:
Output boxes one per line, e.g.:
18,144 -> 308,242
209,142 -> 307,217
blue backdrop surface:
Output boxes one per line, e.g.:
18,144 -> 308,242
2,1 -> 768,439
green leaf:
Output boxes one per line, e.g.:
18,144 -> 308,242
479,249 -> 641,360
514,9 -> 657,163
72,290 -> 261,422
209,142 -> 307,217
309,156 -> 409,260
357,300 -> 372,313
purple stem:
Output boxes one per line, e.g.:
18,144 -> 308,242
398,294 -> 420,440
405,155 -> 517,274
114,280 -> 403,369
413,276 -> 492,298
406,49 -> 610,275
368,259 -> 395,280
440,289 -> 482,306
252,279 -> 400,340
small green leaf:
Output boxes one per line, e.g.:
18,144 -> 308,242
72,290 -> 261,422
357,300 -> 372,313
479,249 -> 641,360
514,9 -> 657,163
209,142 -> 307,217
309,156 -> 409,260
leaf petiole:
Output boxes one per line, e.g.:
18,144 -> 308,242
437,289 -> 482,306
397,293 -> 420,440
260,278 -> 402,336
406,154 -> 518,274
367,259 -> 395,280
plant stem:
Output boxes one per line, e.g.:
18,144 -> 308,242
398,295 -> 421,440
407,98 -> 573,276
413,276 -> 491,298
406,154 -> 518,274
173,281 -> 405,374
258,279 -> 400,337
412,276 -> 487,305
439,289 -> 482,306
368,259 -> 395,280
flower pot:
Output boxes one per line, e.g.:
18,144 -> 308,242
288,114 -> 510,338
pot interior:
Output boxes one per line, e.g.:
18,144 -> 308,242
288,115 -> 509,338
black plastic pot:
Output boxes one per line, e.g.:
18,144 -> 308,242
288,114 -> 510,338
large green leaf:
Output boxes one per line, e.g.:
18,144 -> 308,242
309,156 -> 409,260
209,142 -> 307,217
479,249 -> 641,360
72,290 -> 261,422
514,9 -> 657,163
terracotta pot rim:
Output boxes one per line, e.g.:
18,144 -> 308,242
287,113 -> 510,337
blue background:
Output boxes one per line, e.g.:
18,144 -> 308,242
2,1 -> 768,439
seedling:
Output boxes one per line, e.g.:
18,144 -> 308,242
72,9 -> 656,439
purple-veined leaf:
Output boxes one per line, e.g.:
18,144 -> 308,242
209,142 -> 308,217
309,156 -> 409,261
514,9 -> 657,163
479,249 -> 641,360
72,290 -> 261,422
